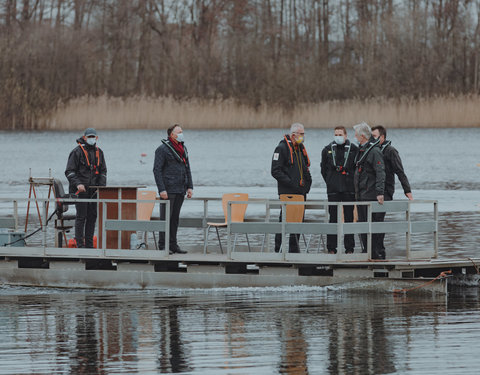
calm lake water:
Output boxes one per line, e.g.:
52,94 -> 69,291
1,128 -> 480,374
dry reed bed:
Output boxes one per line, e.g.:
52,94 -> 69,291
47,95 -> 480,130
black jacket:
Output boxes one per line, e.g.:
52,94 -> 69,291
65,138 -> 107,194
153,139 -> 193,194
321,140 -> 358,194
354,137 -> 385,201
271,135 -> 312,195
381,140 -> 411,200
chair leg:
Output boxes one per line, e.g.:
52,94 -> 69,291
233,233 -> 237,252
305,234 -> 312,253
143,231 -> 149,250
203,225 -> 211,254
245,234 -> 251,252
317,234 -> 327,253
215,227 -> 223,254
153,232 -> 158,250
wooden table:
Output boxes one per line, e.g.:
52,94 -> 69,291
95,186 -> 145,249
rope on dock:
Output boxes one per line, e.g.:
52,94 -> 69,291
392,270 -> 452,294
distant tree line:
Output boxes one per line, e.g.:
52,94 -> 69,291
1,0 -> 480,130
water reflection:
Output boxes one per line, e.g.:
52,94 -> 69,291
154,298 -> 191,373
0,289 -> 480,374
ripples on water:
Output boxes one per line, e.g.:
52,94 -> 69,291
0,287 -> 480,374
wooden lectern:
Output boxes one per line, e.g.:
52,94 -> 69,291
96,186 -> 145,249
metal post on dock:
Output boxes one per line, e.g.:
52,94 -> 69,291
264,200 -> 270,253
227,201 -> 232,258
203,199 -> 208,250
102,201 -> 107,252
281,202 -> 287,260
406,202 -> 411,259
433,201 -> 439,258
13,200 -> 18,231
367,203 -> 372,258
336,202 -> 342,257
117,189 -> 122,248
42,200 -> 48,251
165,199 -> 170,254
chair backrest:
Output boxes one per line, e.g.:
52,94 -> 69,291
280,194 -> 305,223
222,193 -> 248,223
52,179 -> 68,215
137,190 -> 157,221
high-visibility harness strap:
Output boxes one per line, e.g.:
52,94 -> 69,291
331,142 -> 351,174
284,135 -> 310,168
78,143 -> 100,174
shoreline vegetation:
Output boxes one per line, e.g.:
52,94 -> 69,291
44,95 -> 480,131
2,1 -> 480,131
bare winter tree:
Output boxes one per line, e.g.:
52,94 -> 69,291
1,0 -> 480,129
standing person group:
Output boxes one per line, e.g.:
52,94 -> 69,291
65,125 -> 193,254
65,122 -> 410,259
272,121 -> 412,259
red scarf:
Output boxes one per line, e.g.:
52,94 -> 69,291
169,136 -> 186,163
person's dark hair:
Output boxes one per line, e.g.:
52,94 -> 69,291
334,126 -> 347,135
167,124 -> 180,136
372,125 -> 387,138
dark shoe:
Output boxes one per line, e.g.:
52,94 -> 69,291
345,249 -> 354,254
170,248 -> 187,254
328,249 -> 337,254
372,251 -> 386,260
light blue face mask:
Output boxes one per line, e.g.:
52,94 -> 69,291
334,135 -> 345,145
176,133 -> 184,142
86,137 -> 96,146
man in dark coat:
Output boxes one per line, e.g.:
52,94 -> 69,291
271,123 -> 312,253
153,124 -> 193,254
321,126 -> 358,254
371,125 -> 413,255
65,128 -> 107,248
353,122 -> 386,259
371,126 -> 413,201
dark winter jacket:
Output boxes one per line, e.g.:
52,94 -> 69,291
354,137 -> 385,201
380,140 -> 411,200
271,135 -> 312,195
65,137 -> 107,195
153,139 -> 193,195
321,140 -> 358,194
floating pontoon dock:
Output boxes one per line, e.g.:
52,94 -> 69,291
0,194 -> 478,294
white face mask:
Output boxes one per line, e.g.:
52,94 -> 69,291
176,133 -> 184,142
86,137 -> 96,146
334,135 -> 345,145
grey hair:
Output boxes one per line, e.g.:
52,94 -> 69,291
290,122 -> 304,134
353,122 -> 371,139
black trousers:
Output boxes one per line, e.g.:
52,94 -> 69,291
357,204 -> 385,259
75,195 -> 97,248
274,208 -> 301,253
327,192 -> 355,253
159,194 -> 185,250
